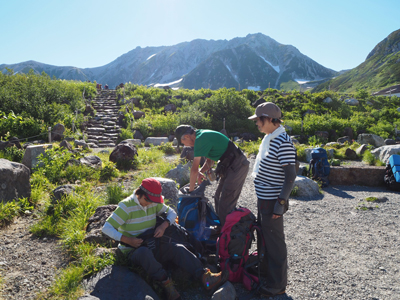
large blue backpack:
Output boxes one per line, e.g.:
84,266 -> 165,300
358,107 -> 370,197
384,154 -> 400,191
177,181 -> 220,251
309,147 -> 330,187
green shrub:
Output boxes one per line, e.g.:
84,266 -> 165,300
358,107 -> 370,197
100,161 -> 119,181
106,183 -> 130,204
157,142 -> 176,155
0,146 -> 25,162
362,150 -> 376,165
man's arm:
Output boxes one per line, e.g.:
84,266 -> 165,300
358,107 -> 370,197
189,156 -> 203,191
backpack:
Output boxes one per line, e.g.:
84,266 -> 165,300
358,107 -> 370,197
309,147 -> 330,187
216,207 -> 265,291
384,154 -> 400,191
177,181 -> 221,251
137,215 -> 205,258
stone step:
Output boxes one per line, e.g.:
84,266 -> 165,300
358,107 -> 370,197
98,142 -> 116,148
86,127 -> 106,133
86,139 -> 99,145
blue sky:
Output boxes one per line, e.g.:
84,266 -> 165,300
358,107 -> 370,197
1,0 -> 399,71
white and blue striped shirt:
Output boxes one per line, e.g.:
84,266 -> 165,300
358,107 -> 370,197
254,132 -> 296,201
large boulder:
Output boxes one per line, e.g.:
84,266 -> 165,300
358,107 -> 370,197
0,159 -> 31,203
132,110 -> 145,119
22,144 -> 53,170
59,140 -> 73,151
80,156 -> 102,169
134,130 -> 144,140
165,162 -> 191,186
75,139 -> 89,150
51,123 -> 65,141
85,205 -> 118,246
109,143 -> 138,169
357,133 -> 385,147
292,176 -> 320,198
153,177 -> 179,209
323,97 -> 333,104
164,103 -> 177,113
81,265 -> 159,300
371,145 -> 400,164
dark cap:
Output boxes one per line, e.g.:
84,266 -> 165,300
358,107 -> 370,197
175,125 -> 195,145
248,102 -> 282,120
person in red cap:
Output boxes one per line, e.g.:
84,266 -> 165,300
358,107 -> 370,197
248,102 -> 297,297
102,178 -> 228,299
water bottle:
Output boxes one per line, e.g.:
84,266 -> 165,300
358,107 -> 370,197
231,254 -> 240,272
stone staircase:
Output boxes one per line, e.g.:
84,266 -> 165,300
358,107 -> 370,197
84,90 -> 121,148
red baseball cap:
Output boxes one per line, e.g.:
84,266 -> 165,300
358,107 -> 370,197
139,178 -> 164,203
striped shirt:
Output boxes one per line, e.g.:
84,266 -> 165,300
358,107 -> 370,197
103,193 -> 177,254
254,132 -> 296,201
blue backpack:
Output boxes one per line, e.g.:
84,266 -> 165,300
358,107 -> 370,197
309,147 -> 330,187
384,154 -> 400,191
177,181 -> 220,251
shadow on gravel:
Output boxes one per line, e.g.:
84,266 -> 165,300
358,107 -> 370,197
322,186 -> 355,199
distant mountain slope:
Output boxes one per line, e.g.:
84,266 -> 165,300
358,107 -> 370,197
313,29 -> 400,93
0,33 -> 337,90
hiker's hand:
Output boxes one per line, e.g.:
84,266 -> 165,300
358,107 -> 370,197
154,221 -> 168,238
272,214 -> 282,219
197,172 -> 205,184
121,236 -> 143,248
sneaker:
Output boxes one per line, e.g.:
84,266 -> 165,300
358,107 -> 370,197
258,285 -> 286,297
161,278 -> 181,300
201,268 -> 229,295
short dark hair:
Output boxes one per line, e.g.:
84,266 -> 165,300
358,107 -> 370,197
259,116 -> 282,126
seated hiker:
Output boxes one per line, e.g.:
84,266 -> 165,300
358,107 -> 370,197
102,177 -> 228,300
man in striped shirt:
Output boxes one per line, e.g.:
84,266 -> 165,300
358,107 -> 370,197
248,102 -> 297,298
102,178 -> 228,299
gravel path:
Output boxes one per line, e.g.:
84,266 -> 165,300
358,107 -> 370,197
203,159 -> 400,300
1,158 -> 399,300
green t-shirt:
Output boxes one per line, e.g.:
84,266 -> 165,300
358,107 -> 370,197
194,129 -> 229,161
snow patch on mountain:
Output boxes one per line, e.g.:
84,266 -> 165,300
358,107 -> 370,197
294,79 -> 310,84
259,56 -> 280,73
147,54 -> 156,60
247,86 -> 261,91
154,78 -> 183,87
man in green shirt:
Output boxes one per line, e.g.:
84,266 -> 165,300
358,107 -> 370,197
175,125 -> 250,225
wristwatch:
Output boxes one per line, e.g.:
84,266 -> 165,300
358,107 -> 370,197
278,198 -> 286,205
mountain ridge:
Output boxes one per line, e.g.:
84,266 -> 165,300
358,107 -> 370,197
1,33 -> 337,90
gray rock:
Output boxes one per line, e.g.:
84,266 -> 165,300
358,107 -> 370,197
0,159 -> 31,203
85,205 -> 118,246
134,130 -> 144,140
153,177 -> 179,209
211,281 -> 237,300
165,162 -> 191,186
356,144 -> 368,155
75,139 -> 89,149
344,98 -> 359,106
337,136 -> 352,144
345,148 -> 357,159
80,156 -> 102,169
22,144 -> 53,170
164,103 -> 177,113
120,139 -> 142,146
384,139 -> 396,145
145,137 -> 169,146
180,146 -> 195,161
109,143 -> 138,169
315,131 -> 329,139
51,123 -> 65,141
51,185 -> 76,204
132,110 -> 145,119
82,265 -> 159,300
59,140 -> 73,151
323,97 -> 333,103
371,145 -> 400,164
292,176 -> 320,197
357,133 -> 385,147
326,142 -> 340,147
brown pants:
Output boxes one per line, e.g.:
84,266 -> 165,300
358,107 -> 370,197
214,154 -> 249,225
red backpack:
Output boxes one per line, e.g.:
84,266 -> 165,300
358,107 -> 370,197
216,207 -> 265,290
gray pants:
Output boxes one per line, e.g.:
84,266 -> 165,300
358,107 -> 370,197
214,154 -> 249,225
258,199 -> 287,291
128,242 -> 204,282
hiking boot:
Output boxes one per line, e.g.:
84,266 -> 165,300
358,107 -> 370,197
201,268 -> 229,295
161,278 -> 181,300
258,285 -> 286,297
